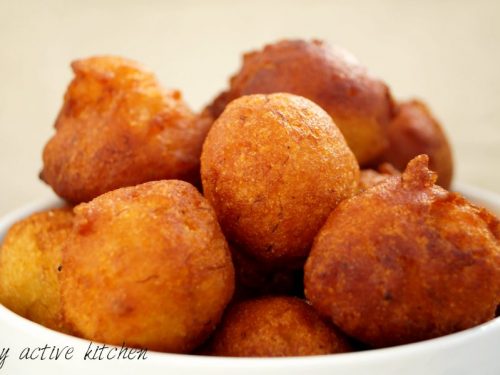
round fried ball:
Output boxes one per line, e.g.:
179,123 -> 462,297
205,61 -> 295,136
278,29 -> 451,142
201,93 -> 359,265
0,208 -> 73,332
381,100 -> 453,188
206,39 -> 394,165
208,296 -> 351,357
41,56 -> 209,203
60,180 -> 235,352
305,155 -> 500,348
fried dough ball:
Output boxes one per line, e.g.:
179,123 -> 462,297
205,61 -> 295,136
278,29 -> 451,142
358,163 -> 400,192
60,180 -> 234,352
206,39 -> 394,165
201,93 -> 359,265
0,208 -> 73,332
305,155 -> 500,347
41,56 -> 209,203
381,100 -> 453,188
207,296 -> 351,357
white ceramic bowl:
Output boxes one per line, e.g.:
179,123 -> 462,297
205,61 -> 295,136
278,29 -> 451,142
0,184 -> 499,375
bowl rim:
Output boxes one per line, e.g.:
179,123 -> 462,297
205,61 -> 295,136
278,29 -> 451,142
0,182 -> 499,368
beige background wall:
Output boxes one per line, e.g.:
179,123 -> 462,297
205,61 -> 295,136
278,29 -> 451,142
0,0 -> 499,215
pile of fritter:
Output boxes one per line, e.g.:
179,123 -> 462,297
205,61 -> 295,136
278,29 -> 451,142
0,39 -> 498,357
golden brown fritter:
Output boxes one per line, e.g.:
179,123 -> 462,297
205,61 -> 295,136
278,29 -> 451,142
41,56 -> 209,203
207,296 -> 351,357
201,93 -> 359,265
206,39 -> 394,166
60,180 -> 235,353
305,155 -> 500,348
358,163 -> 400,192
381,100 -> 453,188
0,208 -> 73,332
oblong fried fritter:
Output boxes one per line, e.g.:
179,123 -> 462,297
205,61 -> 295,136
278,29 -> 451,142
381,100 -> 453,188
0,207 -> 73,332
206,39 -> 394,166
207,296 -> 352,357
41,56 -> 209,203
201,93 -> 359,265
305,155 -> 500,347
60,180 -> 235,352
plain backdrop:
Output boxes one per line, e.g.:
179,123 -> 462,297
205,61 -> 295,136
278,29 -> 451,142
0,0 -> 499,215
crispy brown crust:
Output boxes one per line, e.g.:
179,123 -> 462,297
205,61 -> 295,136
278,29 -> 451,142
201,93 -> 359,265
207,296 -> 352,357
206,39 -> 394,165
41,56 -> 210,203
305,155 -> 500,347
60,180 -> 234,352
381,100 -> 453,188
0,208 -> 73,332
